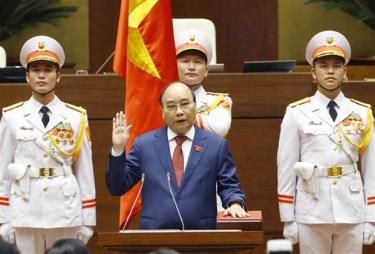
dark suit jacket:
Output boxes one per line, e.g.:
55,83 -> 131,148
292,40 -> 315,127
105,126 -> 245,229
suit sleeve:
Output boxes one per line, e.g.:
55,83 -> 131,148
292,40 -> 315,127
74,114 -> 96,226
216,139 -> 245,208
105,140 -> 142,196
277,107 -> 300,222
0,114 -> 15,223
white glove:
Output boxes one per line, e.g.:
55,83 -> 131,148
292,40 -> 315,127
0,223 -> 15,244
363,222 -> 375,245
77,226 -> 94,244
283,221 -> 298,244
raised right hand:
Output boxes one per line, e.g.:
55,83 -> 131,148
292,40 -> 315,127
112,111 -> 132,154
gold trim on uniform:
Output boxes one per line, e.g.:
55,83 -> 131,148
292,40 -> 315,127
206,92 -> 229,96
350,98 -> 371,108
2,102 -> 24,112
65,103 -> 87,114
289,97 -> 310,108
86,127 -> 91,141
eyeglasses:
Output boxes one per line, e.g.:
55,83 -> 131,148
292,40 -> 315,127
164,101 -> 193,112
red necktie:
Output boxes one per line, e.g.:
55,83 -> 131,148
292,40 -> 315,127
172,136 -> 187,186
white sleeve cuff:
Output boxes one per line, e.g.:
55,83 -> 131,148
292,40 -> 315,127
111,147 -> 124,157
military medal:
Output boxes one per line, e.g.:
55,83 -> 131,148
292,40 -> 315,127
350,112 -> 363,134
51,122 -> 75,145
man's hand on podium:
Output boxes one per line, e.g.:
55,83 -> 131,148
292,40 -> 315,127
223,202 -> 249,218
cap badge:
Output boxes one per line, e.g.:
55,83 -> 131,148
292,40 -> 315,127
325,37 -> 335,46
189,34 -> 196,43
37,41 -> 45,50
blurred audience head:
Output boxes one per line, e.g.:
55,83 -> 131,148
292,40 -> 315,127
149,248 -> 181,254
45,238 -> 89,254
0,240 -> 20,254
266,239 -> 293,254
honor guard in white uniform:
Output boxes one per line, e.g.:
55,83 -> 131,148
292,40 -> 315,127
175,29 -> 232,211
0,36 -> 96,254
175,29 -> 232,138
277,31 -> 375,254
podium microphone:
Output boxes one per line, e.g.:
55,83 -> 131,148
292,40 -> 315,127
167,172 -> 185,231
121,173 -> 145,231
95,50 -> 115,74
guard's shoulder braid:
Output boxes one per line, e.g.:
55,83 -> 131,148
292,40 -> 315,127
289,97 -> 311,108
2,101 -> 24,112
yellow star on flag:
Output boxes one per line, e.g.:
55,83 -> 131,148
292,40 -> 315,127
128,0 -> 161,79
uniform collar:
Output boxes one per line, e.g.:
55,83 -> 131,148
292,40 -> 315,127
29,95 -> 60,115
167,125 -> 195,142
194,85 -> 206,99
312,90 -> 346,111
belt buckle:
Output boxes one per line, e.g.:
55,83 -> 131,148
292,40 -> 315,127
39,167 -> 54,177
328,166 -> 342,177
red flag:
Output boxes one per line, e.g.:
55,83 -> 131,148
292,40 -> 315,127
113,0 -> 178,228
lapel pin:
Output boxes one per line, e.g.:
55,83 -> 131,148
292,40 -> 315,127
194,145 -> 203,152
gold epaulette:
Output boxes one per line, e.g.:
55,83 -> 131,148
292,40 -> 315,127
206,92 -> 229,97
289,97 -> 310,108
2,101 -> 24,112
65,103 -> 86,114
350,98 -> 372,108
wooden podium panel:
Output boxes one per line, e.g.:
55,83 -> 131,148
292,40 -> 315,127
217,211 -> 262,231
97,230 -> 263,253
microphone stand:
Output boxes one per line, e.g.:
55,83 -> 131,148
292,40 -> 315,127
95,50 -> 115,74
167,172 -> 185,231
121,173 -> 145,231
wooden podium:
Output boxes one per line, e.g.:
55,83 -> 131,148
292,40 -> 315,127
97,230 -> 263,254
97,211 -> 263,253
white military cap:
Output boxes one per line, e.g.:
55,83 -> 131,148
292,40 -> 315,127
20,35 -> 65,68
305,30 -> 351,65
175,29 -> 212,63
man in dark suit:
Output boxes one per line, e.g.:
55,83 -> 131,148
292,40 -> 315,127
105,81 -> 248,229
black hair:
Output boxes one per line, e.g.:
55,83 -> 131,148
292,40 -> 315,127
45,238 -> 89,254
159,81 -> 196,106
0,240 -> 20,254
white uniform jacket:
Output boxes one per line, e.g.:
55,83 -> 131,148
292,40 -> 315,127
194,86 -> 232,138
277,91 -> 375,224
0,97 -> 96,228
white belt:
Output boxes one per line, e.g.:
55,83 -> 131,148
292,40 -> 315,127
29,166 -> 72,178
316,165 -> 356,177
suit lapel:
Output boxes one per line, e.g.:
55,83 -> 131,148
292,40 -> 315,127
178,127 -> 207,192
153,127 -> 177,190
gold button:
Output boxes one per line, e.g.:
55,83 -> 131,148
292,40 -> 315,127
43,136 -> 48,141
43,154 -> 48,158
43,188 -> 48,192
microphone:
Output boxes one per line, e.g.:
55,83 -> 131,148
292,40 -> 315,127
95,50 -> 115,74
121,173 -> 145,231
167,172 -> 185,231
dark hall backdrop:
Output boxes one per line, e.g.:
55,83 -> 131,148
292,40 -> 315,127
88,0 -> 278,73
